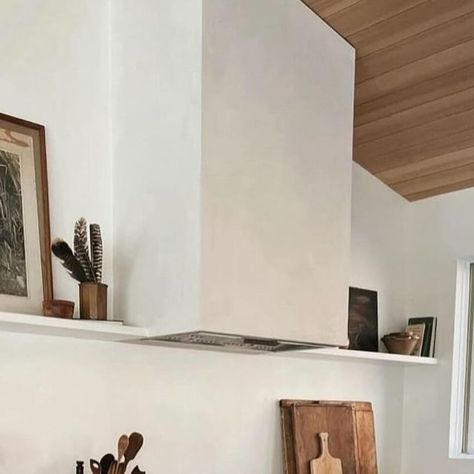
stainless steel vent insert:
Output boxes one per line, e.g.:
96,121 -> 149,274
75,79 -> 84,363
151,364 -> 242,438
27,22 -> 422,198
143,331 -> 327,352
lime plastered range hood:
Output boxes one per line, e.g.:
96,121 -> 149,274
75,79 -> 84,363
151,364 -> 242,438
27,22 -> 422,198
112,0 -> 355,352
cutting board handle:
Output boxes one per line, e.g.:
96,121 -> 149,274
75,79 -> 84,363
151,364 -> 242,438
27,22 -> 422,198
319,433 -> 330,456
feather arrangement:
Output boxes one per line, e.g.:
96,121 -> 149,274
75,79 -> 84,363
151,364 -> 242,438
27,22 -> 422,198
90,223 -> 103,282
51,238 -> 87,282
52,218 -> 104,283
74,217 -> 96,282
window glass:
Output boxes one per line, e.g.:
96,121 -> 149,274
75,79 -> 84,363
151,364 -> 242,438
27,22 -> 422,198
465,264 -> 474,452
451,260 -> 474,458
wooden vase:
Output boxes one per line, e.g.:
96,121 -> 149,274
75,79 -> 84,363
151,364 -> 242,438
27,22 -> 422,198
79,283 -> 108,320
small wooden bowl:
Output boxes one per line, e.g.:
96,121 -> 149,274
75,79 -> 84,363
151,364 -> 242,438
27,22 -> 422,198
381,334 -> 419,355
42,300 -> 75,319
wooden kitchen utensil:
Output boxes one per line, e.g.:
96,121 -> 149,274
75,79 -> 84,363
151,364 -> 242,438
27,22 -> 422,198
114,435 -> 129,474
123,432 -> 144,470
100,454 -> 115,474
95,433 -> 145,474
310,433 -> 342,474
90,459 -> 101,474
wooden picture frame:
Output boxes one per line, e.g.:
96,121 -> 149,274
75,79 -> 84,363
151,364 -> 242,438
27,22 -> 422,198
0,112 -> 52,313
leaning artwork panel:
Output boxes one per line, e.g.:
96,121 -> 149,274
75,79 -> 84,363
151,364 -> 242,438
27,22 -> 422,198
348,287 -> 379,352
0,113 -> 52,313
0,149 -> 27,296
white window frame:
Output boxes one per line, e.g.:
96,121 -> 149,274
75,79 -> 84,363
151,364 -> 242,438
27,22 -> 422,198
450,259 -> 474,459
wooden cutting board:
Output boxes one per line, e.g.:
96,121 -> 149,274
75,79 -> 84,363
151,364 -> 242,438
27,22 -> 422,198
280,400 -> 378,474
310,433 -> 343,474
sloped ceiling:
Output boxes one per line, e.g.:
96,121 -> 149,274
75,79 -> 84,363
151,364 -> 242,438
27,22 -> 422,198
303,0 -> 474,201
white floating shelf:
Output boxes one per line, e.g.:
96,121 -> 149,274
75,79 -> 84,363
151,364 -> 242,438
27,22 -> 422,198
0,312 -> 439,366
283,347 -> 438,366
0,311 -> 147,342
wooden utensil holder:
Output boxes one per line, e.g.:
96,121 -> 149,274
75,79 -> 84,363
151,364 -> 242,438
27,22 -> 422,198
79,283 -> 108,320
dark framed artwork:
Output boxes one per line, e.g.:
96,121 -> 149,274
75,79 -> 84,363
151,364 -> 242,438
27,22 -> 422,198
348,287 -> 378,352
0,113 -> 52,313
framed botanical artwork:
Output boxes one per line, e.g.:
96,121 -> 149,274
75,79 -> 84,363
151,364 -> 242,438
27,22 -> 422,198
0,113 -> 52,314
348,287 -> 378,352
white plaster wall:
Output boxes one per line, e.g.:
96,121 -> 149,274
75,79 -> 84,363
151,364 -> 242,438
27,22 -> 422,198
401,188 -> 474,474
0,1 -> 409,473
351,164 -> 410,343
0,161 -> 407,474
0,0 -> 112,311
111,0 -> 203,330
0,332 -> 405,474
350,164 -> 409,470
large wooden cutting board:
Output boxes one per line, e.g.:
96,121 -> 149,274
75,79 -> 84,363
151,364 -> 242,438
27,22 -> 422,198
280,400 -> 378,474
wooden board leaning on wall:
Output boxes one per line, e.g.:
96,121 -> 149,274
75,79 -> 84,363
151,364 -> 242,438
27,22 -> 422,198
280,400 -> 378,474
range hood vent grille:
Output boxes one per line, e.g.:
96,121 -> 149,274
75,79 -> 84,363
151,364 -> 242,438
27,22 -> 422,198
143,331 -> 328,352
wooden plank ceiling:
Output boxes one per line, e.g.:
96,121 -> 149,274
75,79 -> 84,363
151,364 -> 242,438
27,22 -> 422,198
303,0 -> 474,201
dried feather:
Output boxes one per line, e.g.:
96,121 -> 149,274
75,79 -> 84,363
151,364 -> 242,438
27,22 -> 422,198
51,238 -> 87,282
74,217 -> 96,282
90,223 -> 103,282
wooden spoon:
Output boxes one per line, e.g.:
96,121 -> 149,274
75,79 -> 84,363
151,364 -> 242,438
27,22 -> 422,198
130,467 -> 145,474
116,463 -> 125,474
123,432 -> 144,470
115,435 -> 129,474
100,454 -> 115,474
90,459 -> 100,474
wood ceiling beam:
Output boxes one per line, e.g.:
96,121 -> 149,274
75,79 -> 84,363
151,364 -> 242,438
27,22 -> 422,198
356,12 -> 474,83
354,88 -> 474,147
405,178 -> 474,201
304,0 -> 362,18
391,162 -> 474,195
356,39 -> 474,104
355,63 -> 474,126
355,128 -> 474,174
355,109 -> 474,170
377,147 -> 474,185
325,0 -> 427,38
346,0 -> 474,57
355,87 -> 474,144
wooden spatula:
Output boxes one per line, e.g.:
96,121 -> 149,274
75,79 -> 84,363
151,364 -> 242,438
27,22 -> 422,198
113,435 -> 129,474
310,433 -> 343,474
123,432 -> 144,470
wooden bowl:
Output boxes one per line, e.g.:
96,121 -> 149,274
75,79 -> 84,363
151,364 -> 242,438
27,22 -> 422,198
381,334 -> 419,355
42,299 -> 75,319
